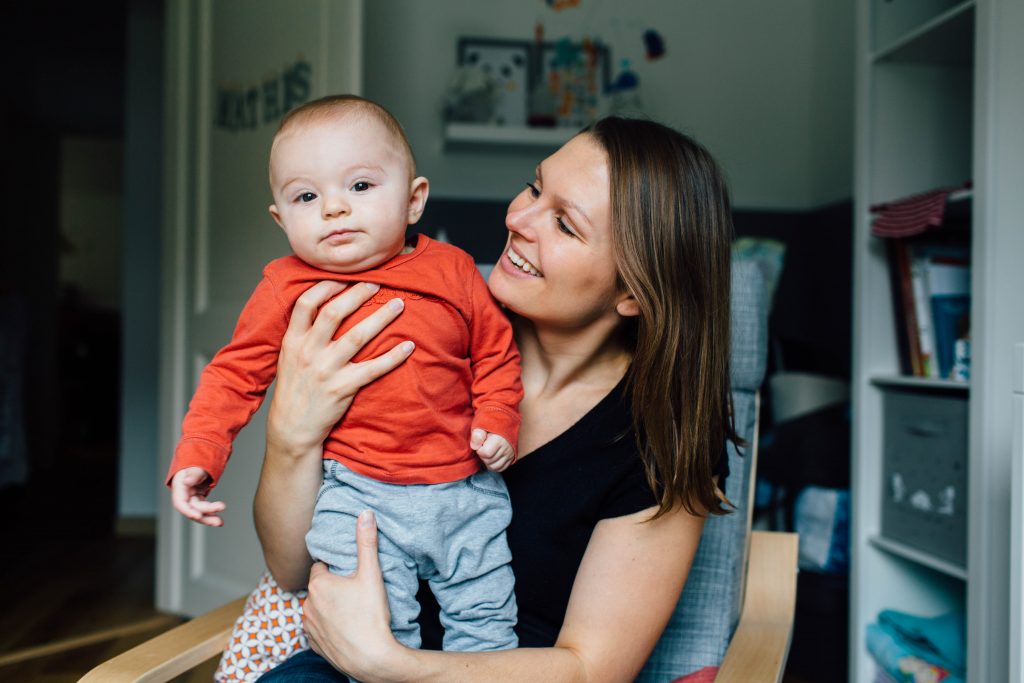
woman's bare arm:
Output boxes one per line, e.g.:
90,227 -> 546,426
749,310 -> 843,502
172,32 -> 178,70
304,504 -> 705,683
253,281 -> 415,591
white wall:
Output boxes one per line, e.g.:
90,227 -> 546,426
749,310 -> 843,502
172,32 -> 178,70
364,0 -> 854,210
119,0 -> 163,519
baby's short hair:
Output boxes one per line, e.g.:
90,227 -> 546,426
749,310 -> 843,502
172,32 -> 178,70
273,94 -> 416,177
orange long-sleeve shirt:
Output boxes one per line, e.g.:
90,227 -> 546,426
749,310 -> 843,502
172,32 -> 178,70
166,234 -> 522,487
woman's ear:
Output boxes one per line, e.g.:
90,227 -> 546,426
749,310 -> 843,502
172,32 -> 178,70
615,293 -> 640,318
407,176 -> 430,224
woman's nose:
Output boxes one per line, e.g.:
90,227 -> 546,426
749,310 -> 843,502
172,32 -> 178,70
505,198 -> 539,240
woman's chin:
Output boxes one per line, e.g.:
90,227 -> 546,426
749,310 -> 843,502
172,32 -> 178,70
488,262 -> 527,310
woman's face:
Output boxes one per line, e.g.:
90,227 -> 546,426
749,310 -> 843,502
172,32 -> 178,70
489,134 -> 628,329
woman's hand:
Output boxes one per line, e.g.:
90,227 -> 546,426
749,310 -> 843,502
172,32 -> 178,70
267,281 -> 415,458
255,281 -> 414,590
304,511 -> 412,682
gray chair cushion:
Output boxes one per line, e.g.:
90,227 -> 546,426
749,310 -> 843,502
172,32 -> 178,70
637,259 -> 768,681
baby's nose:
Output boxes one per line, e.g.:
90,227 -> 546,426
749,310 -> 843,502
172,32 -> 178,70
322,194 -> 349,218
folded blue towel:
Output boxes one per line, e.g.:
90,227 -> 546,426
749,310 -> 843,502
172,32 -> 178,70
878,609 -> 966,674
867,623 -> 964,683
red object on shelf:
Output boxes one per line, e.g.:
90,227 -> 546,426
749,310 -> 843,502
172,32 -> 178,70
870,182 -> 972,238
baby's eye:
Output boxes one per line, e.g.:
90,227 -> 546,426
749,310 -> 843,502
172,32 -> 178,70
297,192 -> 317,203
525,182 -> 540,198
352,181 -> 371,192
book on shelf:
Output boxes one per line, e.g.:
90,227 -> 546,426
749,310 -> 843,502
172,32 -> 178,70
885,240 -> 922,376
925,256 -> 970,380
872,183 -> 972,381
909,253 -> 938,378
883,240 -> 971,380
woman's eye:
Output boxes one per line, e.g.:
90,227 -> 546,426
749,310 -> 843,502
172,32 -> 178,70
297,192 -> 317,203
526,182 -> 540,198
556,217 -> 576,238
352,181 -> 370,192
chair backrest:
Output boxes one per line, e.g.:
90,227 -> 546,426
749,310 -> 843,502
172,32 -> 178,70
637,258 -> 769,681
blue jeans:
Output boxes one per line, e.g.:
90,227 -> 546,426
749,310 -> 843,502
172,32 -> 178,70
256,650 -> 348,682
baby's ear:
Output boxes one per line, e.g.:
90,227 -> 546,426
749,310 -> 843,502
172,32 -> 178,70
268,204 -> 285,230
407,176 -> 430,225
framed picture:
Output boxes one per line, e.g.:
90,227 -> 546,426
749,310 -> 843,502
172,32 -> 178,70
454,38 -> 532,126
534,40 -> 611,128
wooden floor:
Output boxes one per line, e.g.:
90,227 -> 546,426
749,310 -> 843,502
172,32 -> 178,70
0,453 -> 218,682
0,450 -> 836,682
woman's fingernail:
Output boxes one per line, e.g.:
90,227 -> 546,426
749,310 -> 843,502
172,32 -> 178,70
359,510 -> 375,527
401,341 -> 415,354
365,283 -> 380,292
388,298 -> 404,311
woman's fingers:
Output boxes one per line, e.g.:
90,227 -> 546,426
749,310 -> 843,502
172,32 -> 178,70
309,561 -> 330,581
348,341 -> 415,388
329,296 -> 405,366
308,282 -> 381,350
354,511 -> 382,581
287,281 -> 348,337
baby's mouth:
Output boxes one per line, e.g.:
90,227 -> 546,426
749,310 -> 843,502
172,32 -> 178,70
506,248 -> 542,277
322,229 -> 357,242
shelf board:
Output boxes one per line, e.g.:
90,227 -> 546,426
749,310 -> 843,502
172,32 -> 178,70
870,375 -> 970,392
869,535 -> 967,580
871,0 -> 974,66
443,123 -> 576,148
948,188 -> 973,203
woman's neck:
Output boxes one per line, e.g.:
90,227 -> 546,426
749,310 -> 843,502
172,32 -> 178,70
512,314 -> 631,398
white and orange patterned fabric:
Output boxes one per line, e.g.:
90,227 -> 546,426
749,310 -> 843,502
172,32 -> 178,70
214,572 -> 309,682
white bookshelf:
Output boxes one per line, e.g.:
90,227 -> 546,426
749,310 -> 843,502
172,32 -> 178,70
868,535 -> 967,581
869,374 -> 970,393
443,122 -> 575,148
850,1 -> 1024,681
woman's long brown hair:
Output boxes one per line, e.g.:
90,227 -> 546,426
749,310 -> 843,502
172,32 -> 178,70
584,117 -> 739,518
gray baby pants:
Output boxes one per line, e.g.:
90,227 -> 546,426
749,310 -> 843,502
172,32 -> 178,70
305,460 -> 518,652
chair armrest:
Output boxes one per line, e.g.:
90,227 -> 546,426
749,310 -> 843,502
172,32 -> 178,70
79,596 -> 246,683
715,531 -> 799,683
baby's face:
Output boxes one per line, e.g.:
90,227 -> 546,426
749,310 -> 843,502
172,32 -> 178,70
268,116 -> 420,273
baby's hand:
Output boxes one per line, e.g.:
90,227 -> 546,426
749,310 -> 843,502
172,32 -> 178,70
170,466 -> 226,527
471,429 -> 516,473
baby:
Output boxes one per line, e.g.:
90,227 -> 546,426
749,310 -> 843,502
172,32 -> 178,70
165,95 -> 521,660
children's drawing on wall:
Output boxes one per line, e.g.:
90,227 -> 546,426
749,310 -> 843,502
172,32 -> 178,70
446,39 -> 530,126
444,0 -> 675,129
531,35 -> 610,128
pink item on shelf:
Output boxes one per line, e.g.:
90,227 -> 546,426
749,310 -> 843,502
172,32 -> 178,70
870,182 -> 971,238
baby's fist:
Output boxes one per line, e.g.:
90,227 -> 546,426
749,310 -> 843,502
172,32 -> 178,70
170,466 -> 226,527
471,429 -> 516,473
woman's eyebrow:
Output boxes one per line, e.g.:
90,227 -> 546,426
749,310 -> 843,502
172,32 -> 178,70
537,164 -> 592,228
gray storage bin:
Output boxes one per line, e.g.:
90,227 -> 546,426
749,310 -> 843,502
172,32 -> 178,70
880,389 -> 968,567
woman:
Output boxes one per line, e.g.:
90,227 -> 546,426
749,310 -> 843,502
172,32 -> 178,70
250,117 -> 737,682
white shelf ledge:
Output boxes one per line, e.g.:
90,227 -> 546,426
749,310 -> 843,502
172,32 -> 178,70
948,188 -> 973,203
871,0 -> 975,66
443,123 -> 577,148
869,534 -> 967,581
870,375 -> 970,392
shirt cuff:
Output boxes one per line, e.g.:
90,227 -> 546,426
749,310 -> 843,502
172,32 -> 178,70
471,405 -> 521,458
166,437 -> 230,488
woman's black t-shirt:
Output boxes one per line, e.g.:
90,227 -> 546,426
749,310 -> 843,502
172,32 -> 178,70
418,377 -> 728,648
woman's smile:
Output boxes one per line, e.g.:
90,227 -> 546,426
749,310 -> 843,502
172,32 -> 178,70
505,247 -> 543,277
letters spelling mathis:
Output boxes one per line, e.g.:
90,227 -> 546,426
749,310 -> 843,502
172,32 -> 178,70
216,59 -> 312,131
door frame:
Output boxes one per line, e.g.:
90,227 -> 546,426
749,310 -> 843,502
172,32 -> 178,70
156,0 -> 363,615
